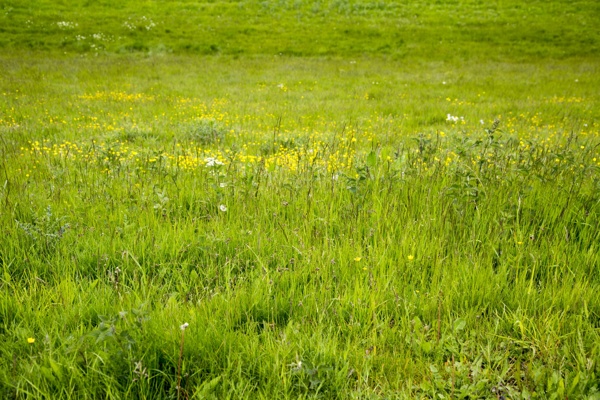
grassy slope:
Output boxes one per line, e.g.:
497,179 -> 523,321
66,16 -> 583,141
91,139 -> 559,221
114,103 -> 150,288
0,1 -> 600,399
1,0 -> 599,59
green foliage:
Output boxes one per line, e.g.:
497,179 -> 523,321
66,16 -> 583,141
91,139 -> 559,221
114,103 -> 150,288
183,119 -> 228,145
15,206 -> 70,256
0,0 -> 599,398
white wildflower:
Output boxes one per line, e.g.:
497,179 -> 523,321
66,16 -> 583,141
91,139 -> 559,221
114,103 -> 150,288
180,322 -> 189,331
205,157 -> 223,167
57,21 -> 78,29
219,204 -> 227,212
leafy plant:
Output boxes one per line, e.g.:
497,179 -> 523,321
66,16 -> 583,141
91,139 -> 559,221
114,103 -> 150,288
15,206 -> 70,254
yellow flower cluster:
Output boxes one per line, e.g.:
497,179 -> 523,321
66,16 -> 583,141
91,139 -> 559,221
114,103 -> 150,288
78,91 -> 155,102
10,89 -> 600,179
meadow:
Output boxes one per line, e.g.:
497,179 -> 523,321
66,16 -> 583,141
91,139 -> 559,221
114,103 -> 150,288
1,0 -> 599,398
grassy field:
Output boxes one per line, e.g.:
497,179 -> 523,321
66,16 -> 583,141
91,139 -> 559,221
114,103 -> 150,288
1,0 -> 600,398
2,0 -> 599,59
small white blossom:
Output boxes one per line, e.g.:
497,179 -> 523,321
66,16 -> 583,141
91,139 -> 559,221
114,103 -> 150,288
219,204 -> 227,212
288,359 -> 303,372
57,21 -> 78,29
205,157 -> 223,167
92,33 -> 109,41
180,322 -> 189,331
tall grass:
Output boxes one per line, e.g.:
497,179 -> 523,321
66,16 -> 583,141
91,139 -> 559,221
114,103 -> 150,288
1,0 -> 599,398
1,109 -> 599,397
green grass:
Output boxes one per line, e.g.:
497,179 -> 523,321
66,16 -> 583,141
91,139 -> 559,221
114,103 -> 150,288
1,0 -> 600,399
1,0 -> 599,59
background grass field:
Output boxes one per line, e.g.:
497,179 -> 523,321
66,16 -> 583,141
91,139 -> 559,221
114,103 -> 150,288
1,1 -> 599,398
